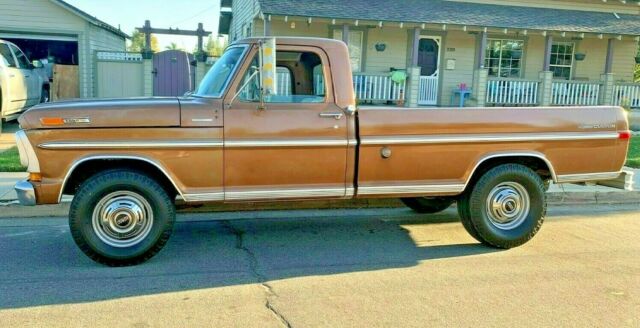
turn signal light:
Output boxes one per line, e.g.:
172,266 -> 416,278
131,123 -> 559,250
29,173 -> 42,182
40,117 -> 65,126
618,131 -> 631,140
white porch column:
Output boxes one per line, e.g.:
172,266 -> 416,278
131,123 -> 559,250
473,69 -> 488,107
538,35 -> 554,106
406,66 -> 421,107
263,15 -> 271,36
341,24 -> 349,45
538,71 -> 553,106
142,58 -> 154,97
471,31 -> 488,107
600,73 -> 615,106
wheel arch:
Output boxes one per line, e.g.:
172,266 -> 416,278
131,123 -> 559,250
60,155 -> 183,202
463,152 -> 557,193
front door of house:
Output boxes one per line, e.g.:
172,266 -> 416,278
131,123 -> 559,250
417,36 -> 440,106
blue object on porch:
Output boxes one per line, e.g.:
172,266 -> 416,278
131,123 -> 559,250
450,88 -> 472,107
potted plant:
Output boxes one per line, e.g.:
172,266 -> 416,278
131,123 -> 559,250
575,52 -> 586,61
635,55 -> 640,64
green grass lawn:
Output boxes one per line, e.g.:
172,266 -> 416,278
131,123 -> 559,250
0,147 -> 26,172
627,137 -> 640,169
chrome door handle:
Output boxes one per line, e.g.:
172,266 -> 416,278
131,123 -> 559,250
9,74 -> 15,78
319,112 -> 344,120
24,75 -> 30,78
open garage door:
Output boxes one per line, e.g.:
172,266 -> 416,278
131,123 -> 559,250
0,33 -> 79,100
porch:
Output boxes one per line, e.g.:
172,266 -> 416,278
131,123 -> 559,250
255,12 -> 640,108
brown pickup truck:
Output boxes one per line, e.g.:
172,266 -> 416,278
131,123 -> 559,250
14,37 -> 631,266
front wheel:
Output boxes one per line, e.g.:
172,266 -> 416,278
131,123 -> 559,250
458,164 -> 546,249
401,197 -> 454,214
69,170 -> 175,266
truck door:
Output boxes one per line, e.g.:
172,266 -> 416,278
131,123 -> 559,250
9,44 -> 38,106
222,45 -> 349,201
0,43 -> 27,113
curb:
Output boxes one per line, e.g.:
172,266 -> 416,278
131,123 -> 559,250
0,190 -> 638,219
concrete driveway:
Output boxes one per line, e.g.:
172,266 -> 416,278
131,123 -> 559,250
0,205 -> 638,327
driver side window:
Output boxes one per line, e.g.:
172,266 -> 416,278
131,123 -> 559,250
0,44 -> 16,68
9,45 -> 30,69
238,50 -> 326,104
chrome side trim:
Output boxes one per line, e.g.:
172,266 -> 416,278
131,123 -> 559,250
39,140 -> 223,149
556,172 -> 622,184
15,180 -> 36,206
357,184 -> 465,196
15,130 -> 40,172
182,192 -> 225,202
361,132 -> 619,145
345,186 -> 355,198
347,139 -> 358,146
225,187 -> 346,200
58,155 -> 185,203
224,139 -> 348,148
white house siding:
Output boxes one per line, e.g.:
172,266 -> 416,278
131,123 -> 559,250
0,0 -> 126,98
440,31 -> 476,106
230,0 -> 260,41
85,25 -> 126,98
0,0 -> 85,32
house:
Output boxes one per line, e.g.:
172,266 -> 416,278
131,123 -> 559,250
219,0 -> 640,108
0,0 -> 128,99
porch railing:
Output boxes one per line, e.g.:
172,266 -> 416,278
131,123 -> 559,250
353,72 -> 405,102
486,78 -> 540,105
612,83 -> 640,108
551,80 -> 601,106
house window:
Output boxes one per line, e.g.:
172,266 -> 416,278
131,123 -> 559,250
550,42 -> 574,80
485,39 -> 524,78
332,30 -> 363,72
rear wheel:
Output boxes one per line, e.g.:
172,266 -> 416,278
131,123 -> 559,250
69,170 -> 175,266
401,197 -> 454,214
457,164 -> 546,248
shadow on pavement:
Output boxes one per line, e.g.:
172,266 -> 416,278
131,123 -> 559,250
0,208 -> 498,309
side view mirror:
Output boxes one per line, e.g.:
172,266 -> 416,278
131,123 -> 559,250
260,38 -> 277,98
31,60 -> 43,69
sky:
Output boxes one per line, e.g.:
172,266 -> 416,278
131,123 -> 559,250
64,0 -> 223,50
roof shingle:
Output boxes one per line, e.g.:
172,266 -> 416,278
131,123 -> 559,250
258,0 -> 640,36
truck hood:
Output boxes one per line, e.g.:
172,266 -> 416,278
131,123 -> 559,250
18,97 -> 181,130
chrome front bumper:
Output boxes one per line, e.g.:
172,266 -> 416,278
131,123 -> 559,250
15,180 -> 36,206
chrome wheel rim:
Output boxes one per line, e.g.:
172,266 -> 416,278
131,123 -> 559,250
485,182 -> 530,230
92,191 -> 154,248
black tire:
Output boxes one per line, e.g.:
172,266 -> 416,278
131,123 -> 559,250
401,197 -> 454,214
40,87 -> 50,103
69,170 -> 175,266
461,164 -> 546,249
457,192 -> 483,242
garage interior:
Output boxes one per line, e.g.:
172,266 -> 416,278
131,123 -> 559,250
0,34 -> 80,100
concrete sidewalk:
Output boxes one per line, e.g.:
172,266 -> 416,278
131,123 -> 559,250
0,169 -> 637,218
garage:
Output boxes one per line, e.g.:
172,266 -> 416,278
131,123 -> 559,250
0,0 -> 128,99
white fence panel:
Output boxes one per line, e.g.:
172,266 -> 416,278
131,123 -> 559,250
486,79 -> 539,105
551,81 -> 601,106
95,51 -> 144,98
353,73 -> 405,102
613,83 -> 640,108
418,76 -> 438,105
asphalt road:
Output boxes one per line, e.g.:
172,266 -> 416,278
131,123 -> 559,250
0,205 -> 638,327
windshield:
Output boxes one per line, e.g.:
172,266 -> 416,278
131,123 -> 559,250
194,45 -> 247,97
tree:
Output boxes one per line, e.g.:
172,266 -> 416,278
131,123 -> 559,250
128,30 -> 159,52
204,36 -> 227,57
165,42 -> 181,50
